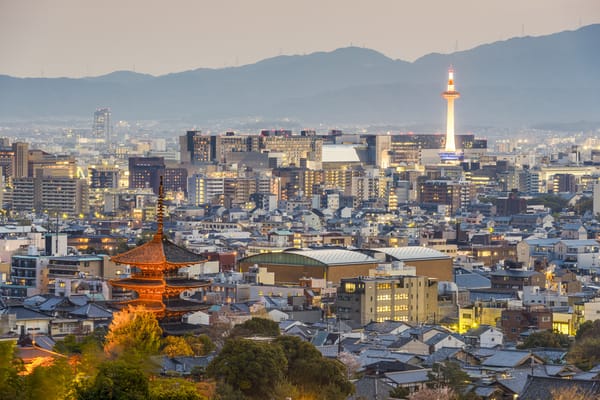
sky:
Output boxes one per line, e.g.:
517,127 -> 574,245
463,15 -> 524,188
1,0 -> 599,78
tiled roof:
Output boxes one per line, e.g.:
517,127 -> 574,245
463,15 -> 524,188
111,235 -> 204,267
372,246 -> 451,261
481,350 -> 535,368
285,249 -> 378,265
8,306 -> 52,320
70,303 -> 113,319
520,376 -> 600,400
385,369 -> 431,385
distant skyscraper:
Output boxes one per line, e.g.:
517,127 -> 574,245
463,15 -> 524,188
128,157 -> 165,194
12,142 -> 28,178
92,108 -> 111,142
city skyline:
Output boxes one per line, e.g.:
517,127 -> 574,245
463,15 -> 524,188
1,0 -> 599,78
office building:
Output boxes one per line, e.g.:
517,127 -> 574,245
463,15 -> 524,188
336,275 -> 438,325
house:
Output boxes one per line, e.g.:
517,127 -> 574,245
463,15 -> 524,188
481,350 -> 545,369
519,376 -> 600,400
388,337 -> 429,356
2,305 -> 52,336
500,307 -> 552,341
348,375 -> 396,400
560,223 -> 587,240
464,325 -> 503,348
425,332 -> 465,353
69,303 -> 113,332
183,310 -> 210,326
385,369 -> 432,393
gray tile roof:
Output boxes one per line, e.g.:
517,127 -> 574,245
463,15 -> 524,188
7,306 -> 52,320
520,376 -> 600,400
70,303 -> 113,319
385,369 -> 431,385
481,350 -> 536,368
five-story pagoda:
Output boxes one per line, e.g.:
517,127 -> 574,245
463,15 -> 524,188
110,177 -> 210,320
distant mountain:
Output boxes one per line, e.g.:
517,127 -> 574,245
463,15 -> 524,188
1,24 -> 599,127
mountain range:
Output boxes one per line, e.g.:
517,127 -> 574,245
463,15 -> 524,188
1,24 -> 599,128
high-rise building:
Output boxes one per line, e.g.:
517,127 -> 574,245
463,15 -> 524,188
180,130 -> 215,164
92,108 -> 111,142
12,142 -> 28,178
12,176 -> 89,216
89,165 -> 120,189
128,157 -> 166,194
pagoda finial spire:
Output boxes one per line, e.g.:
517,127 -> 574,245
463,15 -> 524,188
155,175 -> 164,240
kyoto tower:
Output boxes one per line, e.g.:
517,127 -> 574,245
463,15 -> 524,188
442,67 -> 460,154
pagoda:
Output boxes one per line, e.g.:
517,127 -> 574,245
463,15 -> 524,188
110,177 -> 210,320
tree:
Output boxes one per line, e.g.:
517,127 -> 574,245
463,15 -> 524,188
161,336 -> 194,358
338,351 -> 361,379
517,329 -> 570,349
207,338 -> 287,400
568,319 -> 600,370
427,361 -> 471,397
567,337 -> 600,370
77,360 -> 149,400
184,334 -> 215,356
104,305 -> 163,359
575,319 -> 600,341
274,335 -> 354,400
228,317 -> 280,338
21,358 -> 75,400
0,341 -> 24,400
149,377 -> 206,400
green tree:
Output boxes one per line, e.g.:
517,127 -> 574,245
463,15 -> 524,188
527,194 -> 569,214
274,335 -> 354,400
568,337 -> 600,370
229,317 -> 280,338
575,319 -> 600,341
568,319 -> 600,370
22,358 -> 75,400
517,330 -> 570,349
207,338 -> 287,399
76,360 -> 149,400
161,336 -> 194,358
149,377 -> 206,400
184,334 -> 215,356
104,305 -> 163,359
0,341 -> 24,400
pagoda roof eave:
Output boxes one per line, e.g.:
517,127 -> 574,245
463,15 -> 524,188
110,236 -> 205,266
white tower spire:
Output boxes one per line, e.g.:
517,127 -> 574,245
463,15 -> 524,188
442,67 -> 460,153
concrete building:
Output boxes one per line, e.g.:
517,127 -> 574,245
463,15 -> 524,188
336,275 -> 438,325
238,249 -> 380,285
365,247 -> 453,282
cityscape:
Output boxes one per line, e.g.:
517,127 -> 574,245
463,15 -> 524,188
1,2 -> 600,400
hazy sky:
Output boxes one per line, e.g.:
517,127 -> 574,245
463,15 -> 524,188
1,0 -> 599,78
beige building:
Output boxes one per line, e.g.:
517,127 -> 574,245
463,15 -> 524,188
238,249 -> 380,285
336,275 -> 438,326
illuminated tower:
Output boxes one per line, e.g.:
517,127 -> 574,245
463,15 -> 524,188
442,67 -> 460,154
